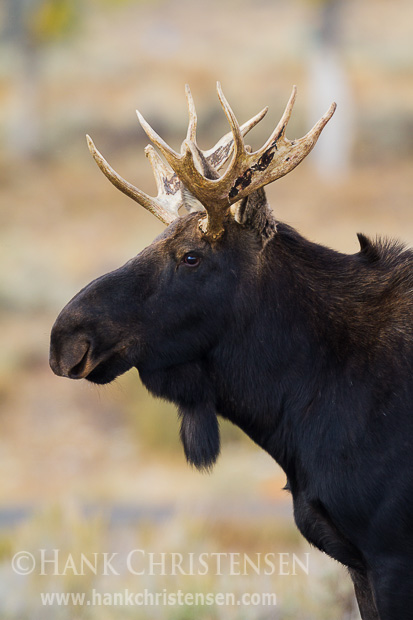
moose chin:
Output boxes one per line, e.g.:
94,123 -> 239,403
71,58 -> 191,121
50,84 -> 413,620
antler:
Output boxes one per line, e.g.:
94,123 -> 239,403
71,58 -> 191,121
86,87 -> 268,226
137,83 -> 336,239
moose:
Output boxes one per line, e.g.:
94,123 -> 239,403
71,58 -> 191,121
50,84 -> 413,620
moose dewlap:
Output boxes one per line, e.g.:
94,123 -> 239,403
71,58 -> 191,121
50,84 -> 413,620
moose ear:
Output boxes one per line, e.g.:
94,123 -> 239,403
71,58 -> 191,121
232,187 -> 277,246
357,232 -> 380,263
179,403 -> 220,471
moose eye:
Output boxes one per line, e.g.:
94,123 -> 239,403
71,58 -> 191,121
182,253 -> 201,267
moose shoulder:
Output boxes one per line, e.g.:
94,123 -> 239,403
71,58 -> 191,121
49,85 -> 413,620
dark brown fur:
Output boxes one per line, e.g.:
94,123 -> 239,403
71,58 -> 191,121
50,201 -> 413,620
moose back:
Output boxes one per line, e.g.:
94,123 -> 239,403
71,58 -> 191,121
50,85 -> 413,620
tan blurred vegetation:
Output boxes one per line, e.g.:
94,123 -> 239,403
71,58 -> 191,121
0,0 -> 412,617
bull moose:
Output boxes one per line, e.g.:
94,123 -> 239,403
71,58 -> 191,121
50,84 -> 413,620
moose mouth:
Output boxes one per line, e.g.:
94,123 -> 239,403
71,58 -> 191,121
84,353 -> 133,385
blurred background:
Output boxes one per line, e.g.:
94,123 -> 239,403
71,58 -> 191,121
0,0 -> 412,618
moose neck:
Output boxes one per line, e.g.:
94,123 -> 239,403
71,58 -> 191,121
211,223 -> 384,479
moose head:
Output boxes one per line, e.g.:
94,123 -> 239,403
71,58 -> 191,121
50,84 -> 335,469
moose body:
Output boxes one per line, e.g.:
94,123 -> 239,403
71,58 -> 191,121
50,85 -> 413,619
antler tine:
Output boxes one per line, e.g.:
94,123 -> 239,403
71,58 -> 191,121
297,100 -> 337,148
136,109 -> 182,163
87,135 -> 176,225
216,82 -> 245,161
261,85 -> 297,152
185,84 -> 197,142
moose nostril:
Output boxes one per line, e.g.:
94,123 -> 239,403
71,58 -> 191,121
68,342 -> 92,379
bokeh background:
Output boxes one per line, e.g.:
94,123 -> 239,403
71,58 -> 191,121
1,0 -> 412,618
